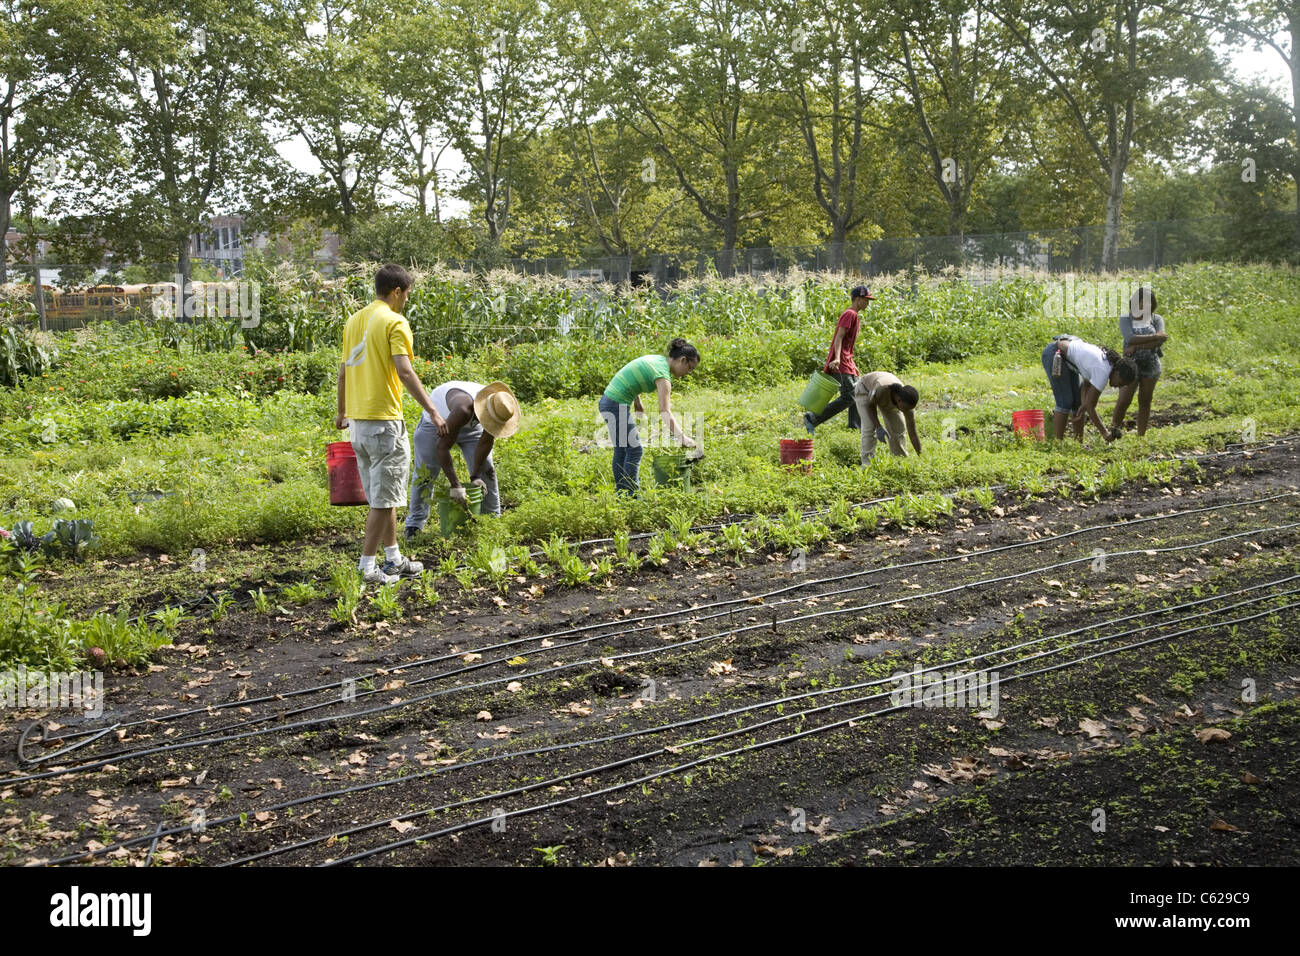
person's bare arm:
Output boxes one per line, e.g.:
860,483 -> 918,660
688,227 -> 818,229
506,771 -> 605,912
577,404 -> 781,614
827,327 -> 845,372
1080,384 -> 1113,441
392,354 -> 446,434
1125,332 -> 1168,354
335,363 -> 347,430
656,377 -> 695,448
866,392 -> 882,432
905,408 -> 922,455
471,433 -> 495,482
436,393 -> 474,488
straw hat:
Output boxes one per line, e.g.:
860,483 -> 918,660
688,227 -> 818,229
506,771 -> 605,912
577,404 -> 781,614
474,382 -> 521,438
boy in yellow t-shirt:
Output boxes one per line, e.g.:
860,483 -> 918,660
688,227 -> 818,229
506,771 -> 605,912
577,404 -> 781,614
335,264 -> 447,584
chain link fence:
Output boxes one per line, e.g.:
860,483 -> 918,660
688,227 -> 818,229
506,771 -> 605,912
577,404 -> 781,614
447,213 -> 1299,284
5,213 -> 1296,332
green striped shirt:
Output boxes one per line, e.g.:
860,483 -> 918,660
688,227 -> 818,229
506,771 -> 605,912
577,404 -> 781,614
604,354 -> 671,405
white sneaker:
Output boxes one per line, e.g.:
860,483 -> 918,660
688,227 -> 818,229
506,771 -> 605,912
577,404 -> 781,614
382,555 -> 424,577
362,565 -> 399,585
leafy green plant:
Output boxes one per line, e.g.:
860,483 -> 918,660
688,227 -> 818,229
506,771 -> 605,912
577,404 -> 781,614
330,595 -> 358,626
248,587 -> 271,614
560,553 -> 591,586
282,582 -> 322,605
150,606 -> 188,633
413,570 -> 441,606
369,583 -> 402,620
208,593 -> 235,622
533,844 -> 565,866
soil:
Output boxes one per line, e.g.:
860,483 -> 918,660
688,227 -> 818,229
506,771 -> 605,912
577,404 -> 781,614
2,440 -> 1299,867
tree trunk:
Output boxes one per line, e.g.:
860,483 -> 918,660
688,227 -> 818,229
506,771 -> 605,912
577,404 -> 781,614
177,235 -> 192,295
829,220 -> 848,273
1292,13 -> 1300,251
0,191 -> 9,285
948,200 -> 966,269
1102,157 -> 1125,272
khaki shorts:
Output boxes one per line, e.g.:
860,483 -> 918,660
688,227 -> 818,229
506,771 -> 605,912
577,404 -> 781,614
351,419 -> 410,509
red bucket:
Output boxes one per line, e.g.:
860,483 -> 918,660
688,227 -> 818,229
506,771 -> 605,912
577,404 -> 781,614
1012,409 -> 1045,440
327,441 -> 368,506
780,437 -> 814,472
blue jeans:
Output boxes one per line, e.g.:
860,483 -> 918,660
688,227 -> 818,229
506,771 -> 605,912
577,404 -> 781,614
1042,342 -> 1082,415
811,372 -> 861,428
406,416 -> 500,534
598,394 -> 642,493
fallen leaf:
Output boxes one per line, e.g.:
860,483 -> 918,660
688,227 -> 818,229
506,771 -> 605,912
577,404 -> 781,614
1078,718 -> 1108,739
1196,727 -> 1231,744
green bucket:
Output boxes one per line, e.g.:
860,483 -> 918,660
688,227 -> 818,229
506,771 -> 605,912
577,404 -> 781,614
799,370 -> 840,414
436,486 -> 483,536
650,450 -> 694,491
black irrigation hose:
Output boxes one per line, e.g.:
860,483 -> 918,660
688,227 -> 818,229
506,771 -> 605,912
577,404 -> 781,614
36,487 -> 1298,756
14,513 -> 1300,810
12,513 -> 1300,785
43,570 -> 1300,867
17,487 -> 1295,778
323,596 -> 1300,865
223,575 -> 1300,867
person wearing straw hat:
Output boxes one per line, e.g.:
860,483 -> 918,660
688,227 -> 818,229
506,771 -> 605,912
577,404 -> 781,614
406,380 -> 521,537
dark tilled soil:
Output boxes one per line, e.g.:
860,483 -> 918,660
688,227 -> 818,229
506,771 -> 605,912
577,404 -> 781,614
2,442 -> 1299,867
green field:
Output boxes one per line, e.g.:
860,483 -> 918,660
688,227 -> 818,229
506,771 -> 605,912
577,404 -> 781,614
2,262 -> 1299,668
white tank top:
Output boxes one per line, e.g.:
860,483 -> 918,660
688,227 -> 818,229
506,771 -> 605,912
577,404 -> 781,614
429,381 -> 484,421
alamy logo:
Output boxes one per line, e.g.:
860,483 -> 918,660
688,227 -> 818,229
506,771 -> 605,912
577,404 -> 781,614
152,275 -> 261,328
889,665 -> 1000,716
49,886 -> 151,936
1,666 -> 103,718
1042,277 -> 1144,319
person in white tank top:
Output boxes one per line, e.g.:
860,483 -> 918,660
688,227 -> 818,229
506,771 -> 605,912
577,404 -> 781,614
406,380 -> 521,536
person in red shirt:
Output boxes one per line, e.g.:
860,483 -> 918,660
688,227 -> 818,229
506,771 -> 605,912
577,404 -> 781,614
804,285 -> 874,433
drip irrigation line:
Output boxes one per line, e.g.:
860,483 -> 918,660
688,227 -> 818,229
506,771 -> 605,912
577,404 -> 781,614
9,512 -> 1299,786
219,576 -> 1300,867
35,568 -> 1300,867
322,597 -> 1300,865
37,488 -> 1297,753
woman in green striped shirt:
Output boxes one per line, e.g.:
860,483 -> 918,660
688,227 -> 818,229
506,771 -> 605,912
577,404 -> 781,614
598,338 -> 700,493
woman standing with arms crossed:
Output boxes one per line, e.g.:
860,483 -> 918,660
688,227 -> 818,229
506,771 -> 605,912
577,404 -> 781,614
1111,286 -> 1169,437
598,339 -> 700,494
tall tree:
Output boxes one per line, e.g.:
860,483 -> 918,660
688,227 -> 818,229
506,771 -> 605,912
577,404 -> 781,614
762,0 -> 887,270
265,0 -> 393,230
104,0 -> 280,287
872,0 -> 1024,263
438,0 -> 554,247
0,0 -> 117,282
1155,0 -> 1300,246
992,0 -> 1219,269
582,0 -> 783,273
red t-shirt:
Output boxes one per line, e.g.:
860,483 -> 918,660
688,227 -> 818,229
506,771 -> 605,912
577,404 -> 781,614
824,308 -> 860,375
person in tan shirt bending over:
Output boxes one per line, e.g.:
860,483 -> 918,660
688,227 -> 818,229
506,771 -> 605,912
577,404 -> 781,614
853,371 -> 922,465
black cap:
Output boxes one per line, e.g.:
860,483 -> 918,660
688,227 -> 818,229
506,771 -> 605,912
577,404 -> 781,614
850,285 -> 875,300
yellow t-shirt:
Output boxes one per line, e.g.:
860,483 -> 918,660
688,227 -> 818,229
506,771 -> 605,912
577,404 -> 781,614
341,300 -> 414,421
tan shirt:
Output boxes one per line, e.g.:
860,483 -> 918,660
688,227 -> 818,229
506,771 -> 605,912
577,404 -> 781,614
855,371 -> 903,411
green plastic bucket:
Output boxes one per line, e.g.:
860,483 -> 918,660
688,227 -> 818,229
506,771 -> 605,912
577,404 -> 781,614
799,370 -> 840,414
650,450 -> 694,491
436,486 -> 483,536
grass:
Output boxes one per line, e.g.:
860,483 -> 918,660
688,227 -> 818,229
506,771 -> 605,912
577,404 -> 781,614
0,262 -> 1298,667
